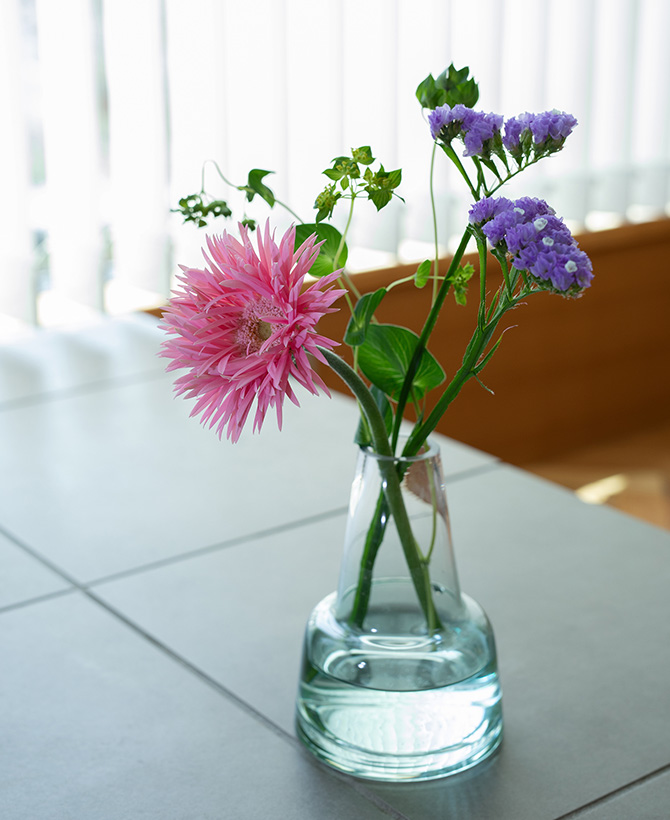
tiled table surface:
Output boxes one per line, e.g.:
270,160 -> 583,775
1,314 -> 669,820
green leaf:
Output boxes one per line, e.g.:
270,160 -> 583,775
294,223 -> 348,277
354,385 -> 393,446
245,169 -> 275,206
358,324 -> 445,401
416,64 -> 479,110
351,145 -> 375,165
367,188 -> 392,211
474,331 -> 507,375
414,260 -> 432,289
415,74 -> 441,109
385,168 -> 402,189
344,288 -> 386,346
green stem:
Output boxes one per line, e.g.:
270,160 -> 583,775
429,143 -> 440,305
487,153 -> 545,196
403,299 -> 515,459
348,492 -> 389,626
203,159 -> 305,224
390,228 -> 472,452
440,143 -> 478,199
477,238 -> 487,329
333,194 -> 361,300
318,347 -> 442,631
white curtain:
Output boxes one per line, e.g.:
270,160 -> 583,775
1,0 -> 669,327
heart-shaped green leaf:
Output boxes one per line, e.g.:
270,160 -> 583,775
358,324 -> 445,401
294,223 -> 348,278
245,169 -> 275,206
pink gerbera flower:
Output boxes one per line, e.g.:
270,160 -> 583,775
160,223 -> 346,443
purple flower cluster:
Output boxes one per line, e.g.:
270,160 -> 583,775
468,196 -> 593,295
503,110 -> 577,158
429,104 -> 503,158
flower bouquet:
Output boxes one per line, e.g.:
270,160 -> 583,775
161,64 -> 592,781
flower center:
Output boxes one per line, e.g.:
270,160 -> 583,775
257,320 -> 272,341
236,300 -> 281,354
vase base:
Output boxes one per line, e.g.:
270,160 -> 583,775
296,664 -> 502,782
295,590 -> 503,782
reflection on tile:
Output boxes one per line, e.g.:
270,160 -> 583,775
0,314 -> 165,406
0,593 -> 392,820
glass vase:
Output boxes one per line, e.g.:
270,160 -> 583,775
295,439 -> 503,781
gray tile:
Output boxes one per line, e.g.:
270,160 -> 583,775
95,515 -> 348,735
0,367 -> 492,582
0,314 -> 164,406
0,531 -> 71,609
572,770 -> 670,820
97,466 -> 670,820
0,593 -> 394,820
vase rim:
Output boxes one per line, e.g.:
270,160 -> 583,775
361,436 -> 439,463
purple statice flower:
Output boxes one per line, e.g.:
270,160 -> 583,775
482,208 -> 523,246
468,196 -> 512,226
509,210 -> 593,294
429,104 -> 503,158
468,195 -> 592,295
530,110 -> 578,145
428,104 -> 453,140
503,112 -> 534,153
461,111 -> 504,157
470,196 -> 555,248
503,110 -> 577,161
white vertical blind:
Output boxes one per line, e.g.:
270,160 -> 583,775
103,0 -> 170,295
35,0 -> 104,311
0,0 -> 34,323
1,0 -> 669,330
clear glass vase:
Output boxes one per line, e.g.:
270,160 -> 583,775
295,439 -> 503,781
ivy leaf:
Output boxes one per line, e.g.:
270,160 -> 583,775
245,169 -> 275,206
344,288 -> 386,346
358,324 -> 445,401
354,385 -> 393,446
414,260 -> 432,289
294,223 -> 348,277
172,193 -> 232,227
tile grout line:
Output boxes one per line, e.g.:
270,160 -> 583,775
84,588 -> 411,820
84,506 -> 351,587
1,461 -> 502,599
0,586 -> 76,615
551,762 -> 670,819
0,521 -> 409,818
